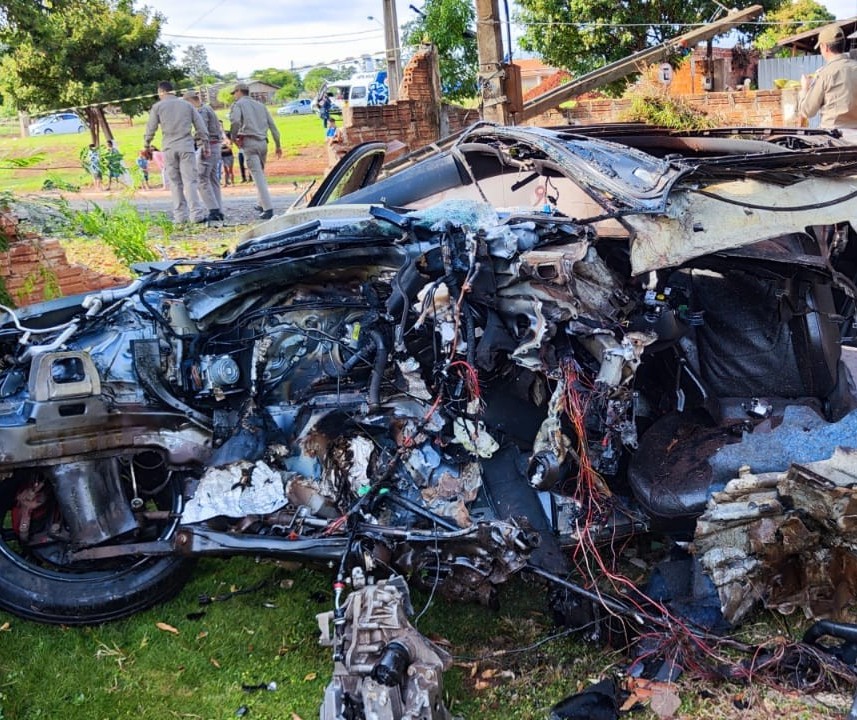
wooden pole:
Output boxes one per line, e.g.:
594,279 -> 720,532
475,0 -> 509,124
382,0 -> 403,101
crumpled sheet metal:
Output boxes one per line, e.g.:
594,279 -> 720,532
181,460 -> 287,523
693,448 -> 857,625
626,176 -> 857,275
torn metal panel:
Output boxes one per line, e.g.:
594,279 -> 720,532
181,460 -> 289,524
694,450 -> 857,625
627,176 -> 857,274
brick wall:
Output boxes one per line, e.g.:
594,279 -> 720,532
342,45 -> 478,155
0,235 -> 124,306
531,89 -> 787,128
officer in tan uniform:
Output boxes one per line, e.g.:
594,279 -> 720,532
184,90 -> 225,223
229,82 -> 282,220
798,24 -> 857,138
144,81 -> 210,223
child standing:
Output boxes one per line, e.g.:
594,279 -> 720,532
136,149 -> 151,190
105,139 -> 125,190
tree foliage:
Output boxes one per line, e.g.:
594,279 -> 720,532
302,67 -> 332,95
0,0 -> 71,37
181,44 -> 212,83
754,0 -> 835,54
515,0 -> 783,91
402,0 -> 478,101
0,0 -> 180,139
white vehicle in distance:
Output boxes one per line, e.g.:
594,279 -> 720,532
28,112 -> 86,135
277,99 -> 313,115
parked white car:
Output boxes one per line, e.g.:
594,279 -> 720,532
277,99 -> 313,116
28,113 -> 86,136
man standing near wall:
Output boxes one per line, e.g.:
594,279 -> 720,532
798,25 -> 857,138
229,82 -> 281,220
184,90 -> 225,223
145,81 -> 210,223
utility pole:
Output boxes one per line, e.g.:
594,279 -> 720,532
382,0 -> 403,101
475,0 -> 509,124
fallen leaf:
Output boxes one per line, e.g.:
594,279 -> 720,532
280,579 -> 295,590
304,672 -> 317,682
650,686 -> 682,719
291,713 -> 303,720
474,680 -> 491,691
480,668 -> 499,679
156,622 -> 179,634
0,622 -> 10,631
197,631 -> 209,640
210,657 -> 221,668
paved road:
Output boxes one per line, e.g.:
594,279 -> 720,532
65,185 -> 303,226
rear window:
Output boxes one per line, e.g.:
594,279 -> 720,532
351,86 -> 367,100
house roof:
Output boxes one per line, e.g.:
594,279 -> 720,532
776,17 -> 857,53
512,58 -> 559,76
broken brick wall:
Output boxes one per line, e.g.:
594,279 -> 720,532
529,89 -> 786,128
342,45 -> 479,156
0,236 -> 124,306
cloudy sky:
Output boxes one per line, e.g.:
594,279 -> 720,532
142,0 -> 857,78
142,0 -> 420,77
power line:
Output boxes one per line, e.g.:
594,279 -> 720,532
164,28 -> 384,42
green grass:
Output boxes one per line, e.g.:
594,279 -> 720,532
0,112 -> 325,194
0,556 -> 845,719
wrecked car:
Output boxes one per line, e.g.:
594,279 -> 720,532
3,121 -> 857,716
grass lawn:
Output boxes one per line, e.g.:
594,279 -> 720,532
0,555 -> 848,720
0,112 -> 325,194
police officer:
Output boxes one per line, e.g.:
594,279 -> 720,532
144,81 -> 209,224
184,90 -> 224,223
229,82 -> 281,220
798,24 -> 857,138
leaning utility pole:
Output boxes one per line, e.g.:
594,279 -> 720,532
475,0 -> 509,123
382,0 -> 403,101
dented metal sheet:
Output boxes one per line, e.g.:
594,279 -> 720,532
627,176 -> 857,274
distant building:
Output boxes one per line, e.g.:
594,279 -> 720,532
208,79 -> 280,109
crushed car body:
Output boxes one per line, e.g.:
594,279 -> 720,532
4,121 -> 857,713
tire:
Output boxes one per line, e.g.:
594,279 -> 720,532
0,460 -> 192,624
292,110 -> 299,115
43,129 -> 53,134
77,125 -> 84,133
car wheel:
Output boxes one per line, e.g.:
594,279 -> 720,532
0,461 -> 192,625
43,129 -> 53,134
77,126 -> 84,133
292,110 -> 299,115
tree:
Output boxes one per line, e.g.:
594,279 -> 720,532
303,67 -> 338,95
0,0 -> 73,37
754,0 -> 835,54
402,0 -> 477,101
251,67 -> 302,99
0,0 -> 180,142
515,0 -> 783,93
181,44 -> 212,83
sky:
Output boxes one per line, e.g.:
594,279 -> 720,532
142,0 -> 857,79
142,0 -> 428,77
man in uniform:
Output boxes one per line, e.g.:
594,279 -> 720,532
184,90 -> 225,223
798,24 -> 857,138
144,81 -> 210,223
229,82 -> 282,220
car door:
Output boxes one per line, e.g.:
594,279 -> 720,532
308,142 -> 387,206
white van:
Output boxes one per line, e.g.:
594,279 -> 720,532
319,71 -> 389,109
